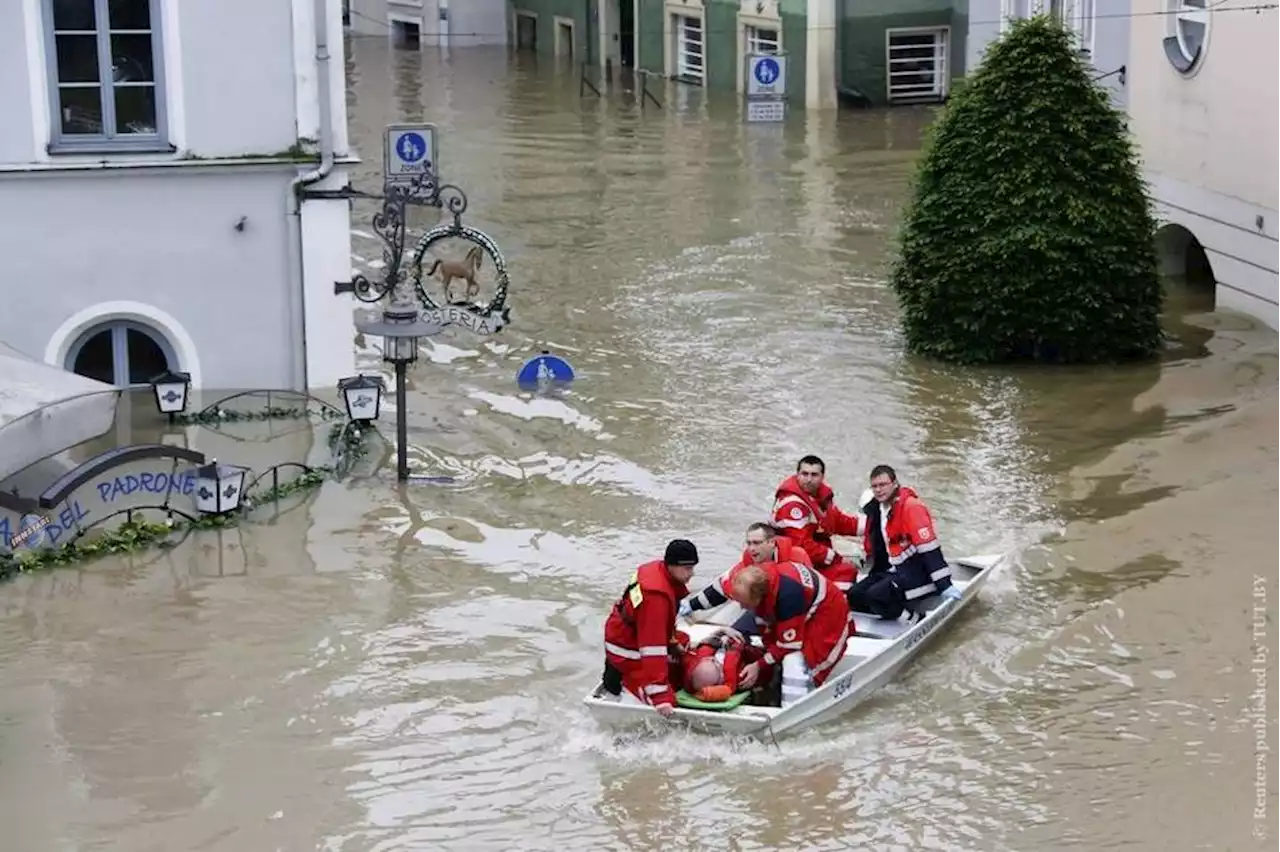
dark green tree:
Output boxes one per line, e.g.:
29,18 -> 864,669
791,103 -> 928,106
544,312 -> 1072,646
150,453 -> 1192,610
889,15 -> 1163,364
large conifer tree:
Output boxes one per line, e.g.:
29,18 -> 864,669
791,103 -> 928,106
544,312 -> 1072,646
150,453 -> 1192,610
889,16 -> 1162,364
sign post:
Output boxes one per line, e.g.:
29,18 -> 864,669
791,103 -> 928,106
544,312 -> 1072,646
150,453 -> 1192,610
744,53 -> 788,124
384,123 -> 438,182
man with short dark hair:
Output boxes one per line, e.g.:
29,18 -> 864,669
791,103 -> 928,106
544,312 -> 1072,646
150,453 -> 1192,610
771,455 -> 867,593
847,465 -> 956,621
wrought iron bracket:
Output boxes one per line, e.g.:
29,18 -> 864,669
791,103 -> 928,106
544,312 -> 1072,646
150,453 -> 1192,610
333,170 -> 470,303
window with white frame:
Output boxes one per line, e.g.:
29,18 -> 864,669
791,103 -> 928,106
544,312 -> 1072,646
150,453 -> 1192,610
1071,0 -> 1096,55
44,0 -> 166,151
745,25 -> 779,56
1000,0 -> 1031,32
674,14 -> 703,82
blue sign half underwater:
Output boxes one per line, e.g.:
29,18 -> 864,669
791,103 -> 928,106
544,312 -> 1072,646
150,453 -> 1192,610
517,352 -> 576,389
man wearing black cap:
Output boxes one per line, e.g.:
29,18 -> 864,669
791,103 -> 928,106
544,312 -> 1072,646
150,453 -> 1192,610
601,539 -> 700,717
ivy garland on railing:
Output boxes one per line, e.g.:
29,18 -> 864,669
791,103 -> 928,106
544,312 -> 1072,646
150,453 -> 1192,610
0,418 -> 373,582
172,405 -> 346,427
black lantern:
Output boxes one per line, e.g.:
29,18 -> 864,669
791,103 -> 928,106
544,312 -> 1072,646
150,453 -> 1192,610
149,370 -> 192,422
337,374 -> 385,423
357,301 -> 442,365
192,459 -> 249,516
355,302 -> 442,481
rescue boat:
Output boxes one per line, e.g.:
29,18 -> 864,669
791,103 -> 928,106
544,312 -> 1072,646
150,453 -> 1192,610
580,552 -> 1004,740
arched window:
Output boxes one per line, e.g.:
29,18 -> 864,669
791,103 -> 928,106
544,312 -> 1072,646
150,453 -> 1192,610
65,320 -> 178,387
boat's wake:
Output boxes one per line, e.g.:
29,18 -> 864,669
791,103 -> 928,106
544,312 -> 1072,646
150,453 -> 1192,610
556,699 -> 900,768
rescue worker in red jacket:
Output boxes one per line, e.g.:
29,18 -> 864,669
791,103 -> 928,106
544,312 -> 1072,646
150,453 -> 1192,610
772,455 -> 868,594
729,560 -> 852,707
680,522 -> 812,626
601,539 -> 699,717
680,627 -> 761,702
847,464 -> 957,622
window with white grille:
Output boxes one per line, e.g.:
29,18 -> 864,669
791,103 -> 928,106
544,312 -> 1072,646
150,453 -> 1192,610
675,15 -> 704,82
885,27 -> 949,104
746,25 -> 779,56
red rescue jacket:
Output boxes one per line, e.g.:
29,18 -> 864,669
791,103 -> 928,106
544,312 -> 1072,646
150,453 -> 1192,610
753,559 -> 852,687
684,539 -> 812,637
680,633 -> 751,701
603,560 -> 689,707
861,486 -> 953,601
772,474 -> 866,589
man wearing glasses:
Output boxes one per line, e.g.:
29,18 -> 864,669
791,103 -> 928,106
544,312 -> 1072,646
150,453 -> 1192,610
846,464 -> 957,622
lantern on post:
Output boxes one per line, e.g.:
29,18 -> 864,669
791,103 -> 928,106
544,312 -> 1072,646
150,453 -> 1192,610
149,370 -> 192,423
337,374 -> 385,424
192,459 -> 249,516
355,301 -> 442,482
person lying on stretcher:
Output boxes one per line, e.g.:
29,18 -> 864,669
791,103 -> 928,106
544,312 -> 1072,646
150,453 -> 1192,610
679,626 -> 764,703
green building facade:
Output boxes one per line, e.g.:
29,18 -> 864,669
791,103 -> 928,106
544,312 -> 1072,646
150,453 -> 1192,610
507,0 -> 965,109
837,0 -> 967,107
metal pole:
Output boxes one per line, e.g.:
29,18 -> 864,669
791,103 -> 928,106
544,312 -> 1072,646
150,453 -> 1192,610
395,360 -> 409,481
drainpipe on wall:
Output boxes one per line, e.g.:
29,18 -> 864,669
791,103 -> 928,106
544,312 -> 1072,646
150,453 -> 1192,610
287,0 -> 337,390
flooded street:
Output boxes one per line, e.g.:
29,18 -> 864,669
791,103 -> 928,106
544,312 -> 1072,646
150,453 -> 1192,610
1,41 -> 1276,851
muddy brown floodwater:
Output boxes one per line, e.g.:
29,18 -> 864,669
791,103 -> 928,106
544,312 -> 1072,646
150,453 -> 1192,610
1,41 -> 1276,852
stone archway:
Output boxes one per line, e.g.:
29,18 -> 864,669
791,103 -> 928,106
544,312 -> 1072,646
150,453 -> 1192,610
1155,222 -> 1216,314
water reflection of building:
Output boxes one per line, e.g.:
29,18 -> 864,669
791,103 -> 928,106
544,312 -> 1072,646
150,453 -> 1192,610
1128,0 -> 1278,329
0,0 -> 356,391
967,1 -> 1128,108
346,0 -> 510,47
507,1 -> 962,109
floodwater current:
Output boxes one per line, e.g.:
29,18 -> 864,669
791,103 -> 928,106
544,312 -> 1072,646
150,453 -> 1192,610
1,40 -> 1277,852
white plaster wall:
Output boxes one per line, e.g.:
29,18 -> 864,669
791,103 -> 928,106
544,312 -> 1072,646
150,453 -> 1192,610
1127,0 -> 1278,327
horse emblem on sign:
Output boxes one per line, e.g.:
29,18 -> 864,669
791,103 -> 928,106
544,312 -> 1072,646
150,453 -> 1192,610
411,223 -> 512,334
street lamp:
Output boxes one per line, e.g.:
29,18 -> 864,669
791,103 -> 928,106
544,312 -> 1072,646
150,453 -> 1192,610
337,374 -> 385,424
355,301 -> 442,481
192,459 -> 249,516
149,370 -> 192,423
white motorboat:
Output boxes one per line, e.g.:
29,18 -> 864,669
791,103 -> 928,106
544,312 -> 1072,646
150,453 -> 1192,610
581,553 -> 1003,740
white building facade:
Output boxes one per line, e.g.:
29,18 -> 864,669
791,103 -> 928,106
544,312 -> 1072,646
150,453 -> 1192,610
0,0 -> 358,392
967,0 -> 1129,107
1129,0 -> 1278,328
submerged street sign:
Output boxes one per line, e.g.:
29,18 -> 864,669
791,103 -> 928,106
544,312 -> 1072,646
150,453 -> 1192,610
384,123 -> 438,181
746,100 -> 786,123
746,53 -> 787,98
744,53 -> 788,124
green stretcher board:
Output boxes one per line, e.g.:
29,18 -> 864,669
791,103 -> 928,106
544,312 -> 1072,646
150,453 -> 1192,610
675,689 -> 752,711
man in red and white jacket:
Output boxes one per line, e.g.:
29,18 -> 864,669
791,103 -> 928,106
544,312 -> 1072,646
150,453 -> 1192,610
772,455 -> 867,593
728,560 -> 851,706
601,539 -> 699,716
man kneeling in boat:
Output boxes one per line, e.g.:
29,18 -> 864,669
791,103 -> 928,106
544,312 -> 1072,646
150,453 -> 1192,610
729,562 -> 851,708
601,539 -> 700,717
679,522 -> 813,636
846,464 -> 959,623
680,627 -> 761,703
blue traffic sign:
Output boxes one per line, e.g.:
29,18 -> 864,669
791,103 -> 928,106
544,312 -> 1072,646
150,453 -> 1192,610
517,352 -> 575,389
754,57 -> 780,86
396,132 -> 428,164
385,123 -> 438,180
